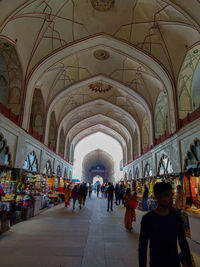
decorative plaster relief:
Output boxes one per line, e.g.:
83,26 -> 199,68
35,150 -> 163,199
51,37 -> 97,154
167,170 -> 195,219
93,49 -> 110,60
90,0 -> 115,11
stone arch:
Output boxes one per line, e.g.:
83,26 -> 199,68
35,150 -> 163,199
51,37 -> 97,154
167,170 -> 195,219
154,92 -> 169,139
0,133 -> 12,166
23,36 -> 175,135
0,39 -> 23,116
55,99 -> 139,157
23,151 -> 38,172
45,76 -> 154,148
64,167 -> 68,178
177,46 -> 200,119
30,88 -> 45,136
48,111 -> 57,151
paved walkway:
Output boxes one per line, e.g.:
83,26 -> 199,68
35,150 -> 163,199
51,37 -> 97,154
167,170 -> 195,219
0,194 -> 200,267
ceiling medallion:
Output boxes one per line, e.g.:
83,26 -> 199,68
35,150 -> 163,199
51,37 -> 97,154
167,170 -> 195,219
90,0 -> 115,12
89,82 -> 112,93
94,49 -> 110,60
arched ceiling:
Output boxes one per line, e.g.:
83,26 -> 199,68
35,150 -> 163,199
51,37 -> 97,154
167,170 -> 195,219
1,0 -> 200,162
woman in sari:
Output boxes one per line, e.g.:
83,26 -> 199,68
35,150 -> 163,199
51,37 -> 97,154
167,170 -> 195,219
123,188 -> 137,232
63,184 -> 71,207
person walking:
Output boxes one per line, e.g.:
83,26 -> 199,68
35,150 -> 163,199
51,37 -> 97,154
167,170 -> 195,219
115,183 -> 120,205
63,184 -> 71,208
107,182 -> 115,211
71,185 -> 78,210
96,183 -> 100,198
119,183 -> 125,205
139,182 -> 192,267
78,184 -> 84,209
123,189 -> 137,232
82,182 -> 88,206
143,184 -> 149,211
88,183 -> 93,198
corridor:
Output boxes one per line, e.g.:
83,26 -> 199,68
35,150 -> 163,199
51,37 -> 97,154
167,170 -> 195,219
0,196 -> 200,267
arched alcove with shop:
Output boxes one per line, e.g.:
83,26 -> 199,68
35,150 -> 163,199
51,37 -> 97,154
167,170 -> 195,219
23,151 -> 38,172
158,154 -> 173,175
30,88 -> 45,136
0,133 -> 12,166
43,160 -> 52,176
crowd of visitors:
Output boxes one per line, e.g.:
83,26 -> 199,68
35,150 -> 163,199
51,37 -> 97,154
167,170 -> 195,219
63,180 -> 195,267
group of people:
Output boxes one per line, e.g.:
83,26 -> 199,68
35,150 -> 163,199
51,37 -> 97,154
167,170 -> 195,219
63,183 -> 88,210
63,181 -> 194,266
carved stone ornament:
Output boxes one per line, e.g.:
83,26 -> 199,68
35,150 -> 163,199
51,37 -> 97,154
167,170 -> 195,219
94,49 -> 110,60
89,82 -> 112,93
90,0 -> 115,11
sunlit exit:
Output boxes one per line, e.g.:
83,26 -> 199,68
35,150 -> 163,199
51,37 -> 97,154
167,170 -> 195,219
73,132 -> 123,183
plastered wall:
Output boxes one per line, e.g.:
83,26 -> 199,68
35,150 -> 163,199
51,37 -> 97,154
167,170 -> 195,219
124,118 -> 200,178
0,114 -> 73,177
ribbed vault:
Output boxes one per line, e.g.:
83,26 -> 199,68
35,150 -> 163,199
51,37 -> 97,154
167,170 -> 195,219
82,149 -> 115,184
1,0 -> 200,168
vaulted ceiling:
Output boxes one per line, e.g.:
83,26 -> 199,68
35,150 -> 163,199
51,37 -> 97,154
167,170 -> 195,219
0,0 -> 200,163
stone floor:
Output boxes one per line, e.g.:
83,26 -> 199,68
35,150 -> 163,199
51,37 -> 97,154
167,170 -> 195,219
0,194 -> 200,267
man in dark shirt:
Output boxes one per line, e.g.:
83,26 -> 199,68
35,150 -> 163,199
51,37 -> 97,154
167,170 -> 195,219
139,182 -> 192,267
107,182 -> 115,211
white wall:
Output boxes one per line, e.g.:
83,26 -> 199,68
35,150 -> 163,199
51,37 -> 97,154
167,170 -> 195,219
124,118 -> 200,178
0,114 -> 73,176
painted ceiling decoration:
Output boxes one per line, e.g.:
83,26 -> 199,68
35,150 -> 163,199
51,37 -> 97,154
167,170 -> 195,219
0,0 -> 200,165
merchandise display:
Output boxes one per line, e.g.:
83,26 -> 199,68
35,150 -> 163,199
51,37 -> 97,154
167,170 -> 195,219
0,165 -> 65,234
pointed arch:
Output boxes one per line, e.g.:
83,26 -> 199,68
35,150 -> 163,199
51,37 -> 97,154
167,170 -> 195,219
177,45 -> 200,119
0,39 -> 23,116
48,111 -> 57,151
59,127 -> 65,155
30,88 -> 45,136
